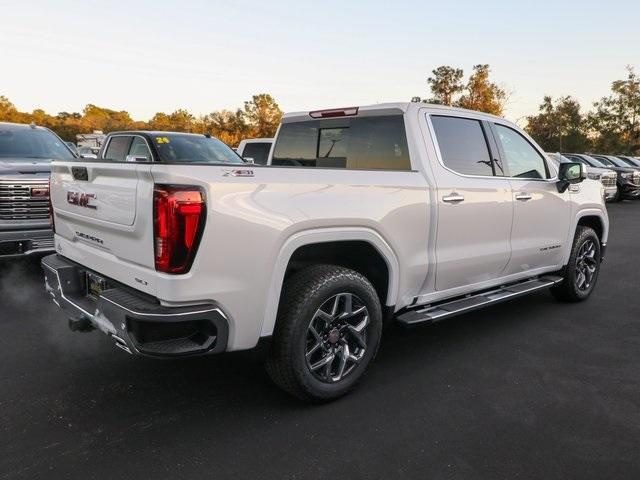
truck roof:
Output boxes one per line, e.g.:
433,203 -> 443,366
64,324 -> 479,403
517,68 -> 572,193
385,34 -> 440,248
0,121 -> 51,131
105,130 -> 208,137
281,102 -> 506,124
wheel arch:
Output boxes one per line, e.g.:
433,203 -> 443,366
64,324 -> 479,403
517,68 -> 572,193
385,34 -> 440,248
562,209 -> 609,266
575,210 -> 608,243
260,228 -> 400,337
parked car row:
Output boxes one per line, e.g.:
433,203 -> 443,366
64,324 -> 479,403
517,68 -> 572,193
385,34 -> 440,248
561,153 -> 640,202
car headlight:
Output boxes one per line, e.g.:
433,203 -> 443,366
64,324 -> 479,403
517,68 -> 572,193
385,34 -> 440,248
587,172 -> 601,181
622,172 -> 633,179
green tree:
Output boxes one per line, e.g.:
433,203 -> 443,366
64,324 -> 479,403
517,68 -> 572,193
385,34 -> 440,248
589,66 -> 640,155
456,64 -> 507,116
526,95 -> 590,152
426,66 -> 465,106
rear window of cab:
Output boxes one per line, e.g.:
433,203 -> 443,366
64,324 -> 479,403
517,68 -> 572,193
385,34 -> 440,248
272,115 -> 411,171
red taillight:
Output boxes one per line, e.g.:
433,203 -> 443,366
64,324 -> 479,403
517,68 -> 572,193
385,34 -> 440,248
309,107 -> 359,118
48,177 -> 55,232
153,185 -> 205,274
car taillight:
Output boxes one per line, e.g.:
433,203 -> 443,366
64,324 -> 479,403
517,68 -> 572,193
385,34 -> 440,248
48,177 -> 55,232
153,185 -> 206,274
309,107 -> 359,118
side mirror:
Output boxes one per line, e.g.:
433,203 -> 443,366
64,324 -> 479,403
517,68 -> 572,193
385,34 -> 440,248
243,157 -> 255,164
125,155 -> 149,163
557,162 -> 586,193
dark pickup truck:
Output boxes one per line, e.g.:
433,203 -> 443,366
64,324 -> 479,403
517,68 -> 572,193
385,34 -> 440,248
0,122 -> 75,257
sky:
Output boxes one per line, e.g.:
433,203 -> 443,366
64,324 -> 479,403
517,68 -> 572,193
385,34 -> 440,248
1,0 -> 638,125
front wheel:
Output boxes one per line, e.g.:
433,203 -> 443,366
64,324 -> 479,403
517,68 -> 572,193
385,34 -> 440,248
612,186 -> 622,202
266,265 -> 382,402
551,226 -> 601,302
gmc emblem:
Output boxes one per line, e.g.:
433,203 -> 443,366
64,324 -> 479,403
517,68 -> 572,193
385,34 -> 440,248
67,191 -> 97,209
31,187 -> 49,198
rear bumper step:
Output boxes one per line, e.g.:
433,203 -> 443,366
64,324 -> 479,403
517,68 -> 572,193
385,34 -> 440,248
42,254 -> 229,357
396,276 -> 563,327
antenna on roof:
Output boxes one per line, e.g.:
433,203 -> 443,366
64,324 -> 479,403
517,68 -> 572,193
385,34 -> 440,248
30,122 -> 37,129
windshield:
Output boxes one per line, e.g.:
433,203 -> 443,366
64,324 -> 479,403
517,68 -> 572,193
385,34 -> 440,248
152,134 -> 243,164
619,157 -> 640,167
581,155 -> 607,168
592,156 -> 615,167
0,126 -> 75,161
607,156 -> 630,168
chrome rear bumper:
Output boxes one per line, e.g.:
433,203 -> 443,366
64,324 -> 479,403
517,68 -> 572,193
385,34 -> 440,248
42,254 -> 229,357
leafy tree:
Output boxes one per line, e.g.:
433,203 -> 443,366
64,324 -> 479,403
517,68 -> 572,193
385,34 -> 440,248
526,95 -> 590,152
207,109 -> 250,146
456,64 -> 507,116
82,104 -> 133,132
243,94 -> 283,138
167,109 -> 195,132
589,66 -> 640,155
148,112 -> 172,131
0,95 -> 18,121
426,66 -> 464,106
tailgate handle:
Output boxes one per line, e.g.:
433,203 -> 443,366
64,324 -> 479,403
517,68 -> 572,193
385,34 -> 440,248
72,166 -> 89,181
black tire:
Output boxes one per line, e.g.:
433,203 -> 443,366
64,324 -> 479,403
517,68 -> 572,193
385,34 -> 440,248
551,226 -> 601,302
265,265 -> 383,402
613,186 -> 622,202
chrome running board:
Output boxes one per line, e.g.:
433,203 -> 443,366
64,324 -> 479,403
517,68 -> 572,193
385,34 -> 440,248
396,275 -> 563,327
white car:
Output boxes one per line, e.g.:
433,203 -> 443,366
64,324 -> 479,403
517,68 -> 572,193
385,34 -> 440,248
43,104 -> 608,401
547,152 -> 618,201
236,138 -> 273,165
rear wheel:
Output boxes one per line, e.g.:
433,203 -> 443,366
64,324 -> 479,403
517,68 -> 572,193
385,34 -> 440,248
551,226 -> 601,302
265,265 -> 382,402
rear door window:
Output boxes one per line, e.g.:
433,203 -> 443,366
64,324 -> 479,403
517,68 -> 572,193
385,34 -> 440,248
271,115 -> 411,170
241,142 -> 271,165
103,136 -> 133,162
430,116 -> 495,176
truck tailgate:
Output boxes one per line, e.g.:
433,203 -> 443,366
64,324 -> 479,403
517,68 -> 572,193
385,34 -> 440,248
50,161 -> 156,276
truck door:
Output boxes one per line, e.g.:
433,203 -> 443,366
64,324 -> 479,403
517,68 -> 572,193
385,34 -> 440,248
490,123 -> 571,273
427,114 -> 513,291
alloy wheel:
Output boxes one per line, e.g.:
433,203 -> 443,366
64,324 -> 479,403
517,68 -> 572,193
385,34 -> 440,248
575,239 -> 598,291
305,293 -> 370,383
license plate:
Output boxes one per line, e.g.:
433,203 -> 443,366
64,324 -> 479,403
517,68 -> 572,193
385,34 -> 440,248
86,272 -> 108,298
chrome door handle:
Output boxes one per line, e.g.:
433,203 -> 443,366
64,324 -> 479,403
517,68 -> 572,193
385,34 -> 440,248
442,194 -> 465,203
515,193 -> 532,201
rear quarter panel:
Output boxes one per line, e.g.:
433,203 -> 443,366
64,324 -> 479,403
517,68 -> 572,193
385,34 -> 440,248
149,164 -> 430,350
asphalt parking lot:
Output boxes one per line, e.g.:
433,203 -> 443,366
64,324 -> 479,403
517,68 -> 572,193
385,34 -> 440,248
1,202 -> 639,480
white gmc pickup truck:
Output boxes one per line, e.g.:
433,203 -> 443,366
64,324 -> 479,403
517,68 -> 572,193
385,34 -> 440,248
43,103 -> 608,401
